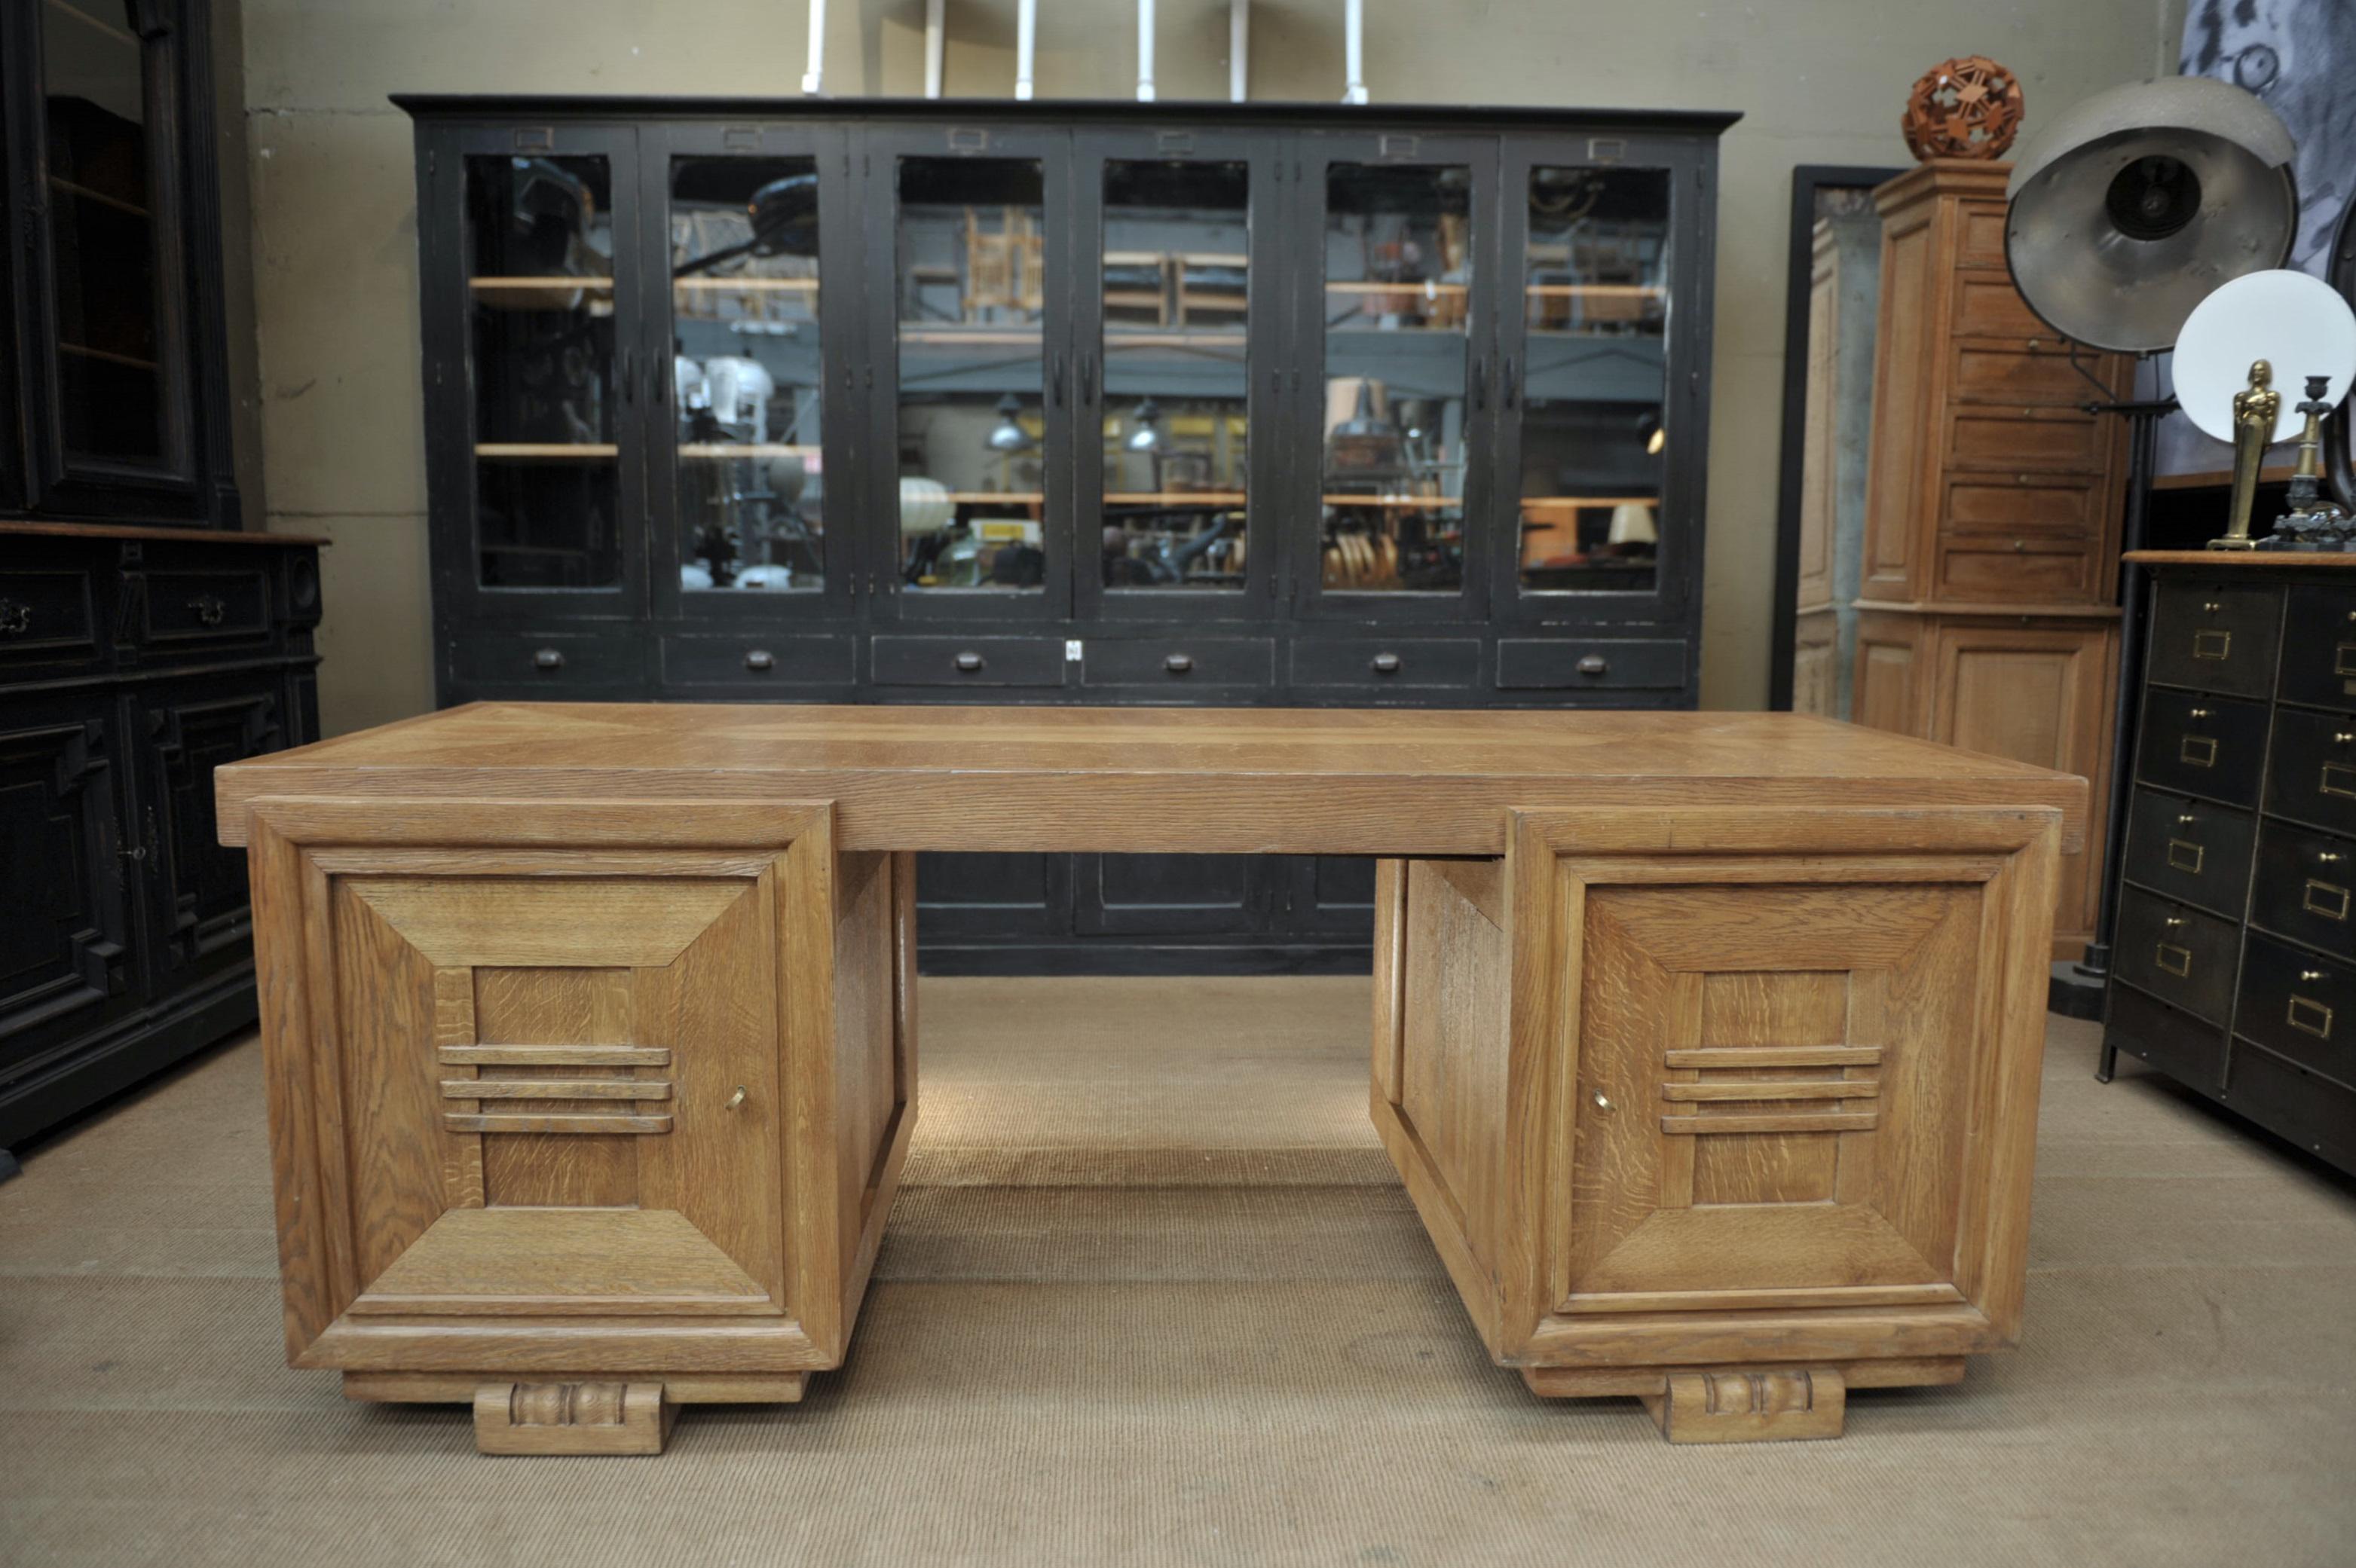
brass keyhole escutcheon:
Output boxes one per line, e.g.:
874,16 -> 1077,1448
724,1086 -> 748,1111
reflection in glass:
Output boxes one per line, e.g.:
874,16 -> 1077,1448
1516,167 -> 1670,593
671,156 -> 825,593
1100,160 -> 1249,591
44,0 -> 170,464
896,157 -> 1048,591
1320,164 -> 1473,593
464,154 -> 620,588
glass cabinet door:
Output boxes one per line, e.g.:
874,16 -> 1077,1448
1295,139 -> 1500,618
866,130 -> 1074,621
434,125 -> 644,614
1495,145 -> 1694,619
648,125 -> 852,620
23,0 -> 201,511
1071,133 -> 1276,619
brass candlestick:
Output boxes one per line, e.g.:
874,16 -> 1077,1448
2259,374 -> 2354,549
2211,359 -> 2279,550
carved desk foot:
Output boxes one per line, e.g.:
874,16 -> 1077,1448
476,1382 -> 676,1456
1522,1357 -> 1963,1443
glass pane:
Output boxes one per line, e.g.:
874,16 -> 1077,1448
1100,160 -> 1249,591
44,0 -> 167,464
1516,167 -> 1671,594
670,155 -> 825,594
896,157 -> 1048,593
1320,164 -> 1473,594
464,154 -> 620,588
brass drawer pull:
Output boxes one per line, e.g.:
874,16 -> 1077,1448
2192,628 -> 2231,661
1164,652 -> 1194,674
744,649 -> 775,671
2177,813 -> 2198,827
1370,651 -> 1402,674
2180,735 -> 2218,768
1577,653 -> 1610,676
953,650 -> 985,673
534,647 -> 565,671
2166,839 -> 2205,874
2304,879 -> 2351,921
0,598 -> 29,636
2154,942 -> 2193,978
187,594 -> 227,627
2190,708 -> 2212,718
2325,761 -> 2356,799
724,1085 -> 749,1111
2288,995 -> 2334,1039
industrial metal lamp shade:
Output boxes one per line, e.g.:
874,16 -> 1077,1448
2005,75 -> 2298,353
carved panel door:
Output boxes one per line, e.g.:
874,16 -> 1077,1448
132,677 -> 286,994
0,699 -> 132,1078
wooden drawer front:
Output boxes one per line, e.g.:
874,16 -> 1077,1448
2265,706 -> 2356,838
1951,274 -> 2046,339
1290,637 -> 1480,689
142,567 -> 271,646
1495,638 -> 1687,692
1948,410 -> 2110,474
459,629 -> 644,690
1959,206 -> 2009,267
0,566 -> 100,668
2115,887 -> 2239,1025
2106,979 -> 2226,1094
1082,637 -> 1274,689
2276,584 -> 2356,711
2122,787 -> 2254,918
1940,474 -> 2106,540
2137,688 -> 2266,806
1935,542 -> 2098,603
2236,934 -> 2356,1088
2250,820 -> 2356,959
660,634 -> 854,690
1952,344 -> 2089,406
2226,1041 -> 2356,1168
871,635 -> 1066,689
2147,582 -> 2281,698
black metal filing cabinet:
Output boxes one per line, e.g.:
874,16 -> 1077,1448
2104,558 -> 2356,1173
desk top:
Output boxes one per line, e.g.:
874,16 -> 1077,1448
216,702 -> 2086,855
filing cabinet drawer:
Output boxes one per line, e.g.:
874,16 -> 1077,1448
2122,788 -> 2254,918
2263,705 -> 2356,837
0,566 -> 100,670
2225,1041 -> 2356,1166
457,629 -> 644,690
660,634 -> 853,691
1495,638 -> 1687,692
2275,584 -> 2356,711
2105,980 -> 2226,1095
1083,637 -> 1274,689
2235,934 -> 2356,1089
2114,887 -> 2239,1025
2250,820 -> 2356,958
2146,582 -> 2280,698
2136,687 -> 2266,806
870,635 -> 1066,688
142,566 -> 272,647
1290,637 -> 1479,689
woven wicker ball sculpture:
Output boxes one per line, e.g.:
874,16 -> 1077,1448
1902,56 -> 2025,161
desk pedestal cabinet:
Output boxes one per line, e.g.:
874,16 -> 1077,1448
219,705 -> 2073,1452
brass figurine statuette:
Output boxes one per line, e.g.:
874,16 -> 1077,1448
2211,359 -> 2280,551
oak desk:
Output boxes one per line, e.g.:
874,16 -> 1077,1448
216,704 -> 2084,1453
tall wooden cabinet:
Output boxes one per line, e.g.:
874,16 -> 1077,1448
1849,161 -> 2131,960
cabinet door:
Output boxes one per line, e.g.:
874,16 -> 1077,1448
130,675 -> 286,995
1071,130 -> 1283,621
424,123 -> 647,621
9,0 -> 207,518
1290,133 -> 1501,621
1073,852 -> 1267,938
0,700 -> 133,1080
644,122 -> 858,628
914,851 -> 1071,942
864,127 -> 1077,622
1492,136 -> 1707,625
1279,854 -> 1378,939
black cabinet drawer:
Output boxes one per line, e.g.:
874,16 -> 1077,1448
2276,584 -> 2356,711
2263,705 -> 2356,836
1082,637 -> 1273,689
1290,637 -> 1480,689
2236,933 -> 2356,1088
2114,886 -> 2239,1025
2105,980 -> 2226,1095
457,628 -> 643,689
0,564 -> 101,669
141,566 -> 271,647
1496,637 -> 1687,691
659,634 -> 854,690
2136,687 -> 2266,805
2250,820 -> 2356,958
871,635 -> 1067,689
2145,581 -> 2281,698
2225,1041 -> 2356,1169
2121,787 -> 2254,918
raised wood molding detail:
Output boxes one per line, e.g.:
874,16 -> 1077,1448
475,1381 -> 675,1456
1641,1367 -> 1846,1444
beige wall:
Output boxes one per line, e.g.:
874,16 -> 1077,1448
240,0 -> 2184,733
